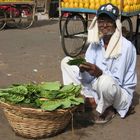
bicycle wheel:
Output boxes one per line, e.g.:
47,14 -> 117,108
16,5 -> 34,29
0,9 -> 6,30
121,17 -> 133,41
61,13 -> 87,57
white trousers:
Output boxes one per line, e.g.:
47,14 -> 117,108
61,57 -> 131,117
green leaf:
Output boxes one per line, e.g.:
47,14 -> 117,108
67,57 -> 86,66
0,85 -> 28,95
6,94 -> 25,103
61,98 -> 72,108
40,90 -> 61,99
39,81 -> 61,91
73,85 -> 81,96
41,100 -> 62,111
0,92 -> 9,97
0,97 -> 6,102
55,92 -> 67,99
60,84 -> 75,93
26,84 -> 41,95
23,98 -> 31,104
40,90 -> 52,98
35,98 -> 45,107
69,96 -> 84,105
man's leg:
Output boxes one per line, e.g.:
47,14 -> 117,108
92,74 -> 122,115
61,56 -> 81,85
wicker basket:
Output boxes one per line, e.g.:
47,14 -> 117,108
0,101 -> 76,139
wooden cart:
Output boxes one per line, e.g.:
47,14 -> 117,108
0,0 -> 36,30
0,0 -> 51,30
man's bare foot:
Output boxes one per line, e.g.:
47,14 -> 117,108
91,106 -> 116,124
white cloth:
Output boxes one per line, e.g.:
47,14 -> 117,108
61,36 -> 137,118
105,19 -> 122,58
87,16 -> 100,44
92,74 -> 132,117
61,56 -> 81,85
87,16 -> 122,58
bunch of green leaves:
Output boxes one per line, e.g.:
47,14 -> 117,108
39,84 -> 81,99
0,85 -> 28,103
0,82 -> 84,110
40,96 -> 84,111
67,57 -> 86,66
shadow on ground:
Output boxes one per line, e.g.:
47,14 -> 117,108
3,19 -> 59,31
32,19 -> 59,28
133,92 -> 140,106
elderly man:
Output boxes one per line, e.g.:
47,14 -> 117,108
61,3 -> 137,123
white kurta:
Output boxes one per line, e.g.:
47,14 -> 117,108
61,37 -> 137,118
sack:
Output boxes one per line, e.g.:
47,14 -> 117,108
87,16 -> 99,44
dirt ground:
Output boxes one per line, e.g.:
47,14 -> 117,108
0,20 -> 140,140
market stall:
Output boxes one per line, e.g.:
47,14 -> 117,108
59,0 -> 140,57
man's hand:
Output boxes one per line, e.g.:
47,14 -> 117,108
79,62 -> 103,78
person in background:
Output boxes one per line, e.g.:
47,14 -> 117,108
61,3 -> 137,124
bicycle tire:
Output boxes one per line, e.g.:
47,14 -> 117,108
0,9 -> 6,30
16,5 -> 34,29
61,13 -> 87,57
121,17 -> 133,41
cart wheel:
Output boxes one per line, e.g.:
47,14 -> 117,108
0,9 -> 7,30
61,13 -> 87,57
59,12 -> 70,35
16,5 -> 34,29
134,15 -> 140,55
121,17 -> 133,41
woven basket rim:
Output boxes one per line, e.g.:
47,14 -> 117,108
0,101 -> 77,115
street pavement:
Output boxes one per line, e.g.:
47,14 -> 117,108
0,20 -> 140,140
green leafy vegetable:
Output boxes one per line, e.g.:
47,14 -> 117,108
61,98 -> 72,108
35,98 -> 46,107
39,81 -> 61,91
6,94 -> 25,103
0,92 -> 9,97
41,100 -> 62,111
40,96 -> 84,111
60,83 -> 75,93
0,82 -> 84,110
0,85 -> 28,95
25,84 -> 41,95
40,90 -> 61,99
67,57 -> 86,66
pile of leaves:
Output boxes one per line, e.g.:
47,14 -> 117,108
0,81 -> 84,111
